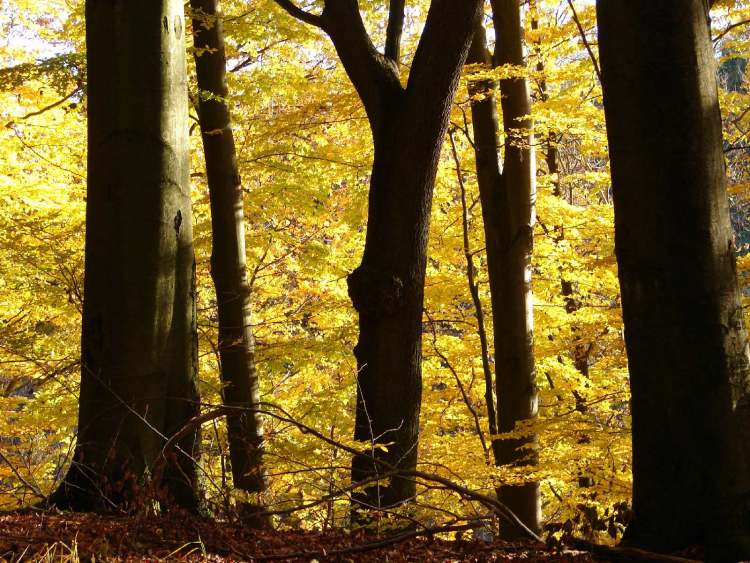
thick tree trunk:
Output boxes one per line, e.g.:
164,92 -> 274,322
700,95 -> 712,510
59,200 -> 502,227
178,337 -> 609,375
271,0 -> 481,510
467,6 -> 540,537
598,0 -> 750,558
348,110 -> 445,508
347,125 -> 427,508
344,0 -> 481,509
190,0 -> 267,523
50,0 -> 200,511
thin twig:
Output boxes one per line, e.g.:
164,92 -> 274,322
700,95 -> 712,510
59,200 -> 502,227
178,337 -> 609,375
18,87 -> 82,120
448,130 -> 498,443
565,0 -> 601,83
182,402 -> 545,544
713,18 -> 750,43
0,451 -> 45,500
425,309 -> 489,459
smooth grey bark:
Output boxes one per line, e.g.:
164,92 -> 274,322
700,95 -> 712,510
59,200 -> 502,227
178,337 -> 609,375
598,0 -> 750,558
466,4 -> 540,538
273,0 -> 482,508
190,0 -> 267,524
50,0 -> 200,511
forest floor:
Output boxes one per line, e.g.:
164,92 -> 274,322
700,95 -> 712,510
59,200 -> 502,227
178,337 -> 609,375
0,511 -> 605,562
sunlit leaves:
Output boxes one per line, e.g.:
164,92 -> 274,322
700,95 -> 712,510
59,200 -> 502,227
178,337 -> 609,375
1,0 -> 749,545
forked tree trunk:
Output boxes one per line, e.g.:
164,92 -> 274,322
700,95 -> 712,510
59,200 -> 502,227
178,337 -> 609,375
598,0 -> 750,558
50,0 -> 200,511
190,0 -> 267,524
272,0 -> 480,510
346,1 -> 482,508
466,4 -> 540,537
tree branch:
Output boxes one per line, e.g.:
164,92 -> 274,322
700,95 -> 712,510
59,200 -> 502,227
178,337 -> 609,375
448,129 -> 498,444
320,0 -> 403,130
568,538 -> 701,563
18,87 -> 82,120
254,523 -> 476,561
426,306 -> 490,460
564,0 -> 602,83
713,18 -> 750,43
272,0 -> 326,29
404,0 -> 482,143
408,0 -> 481,92
0,450 -> 45,500
269,0 -> 402,131
167,402 -> 544,543
385,0 -> 405,64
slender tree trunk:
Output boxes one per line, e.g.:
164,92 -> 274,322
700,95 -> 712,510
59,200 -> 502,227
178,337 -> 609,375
466,4 -> 540,537
50,0 -> 200,511
190,0 -> 267,524
598,0 -> 750,557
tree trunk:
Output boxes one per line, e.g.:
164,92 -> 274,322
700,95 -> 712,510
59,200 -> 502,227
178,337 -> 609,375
50,0 -> 200,512
467,4 -> 540,537
272,0 -> 481,510
598,0 -> 750,558
190,0 -> 268,524
347,6 -> 480,507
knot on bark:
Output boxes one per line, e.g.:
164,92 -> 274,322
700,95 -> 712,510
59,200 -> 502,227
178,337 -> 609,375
347,265 -> 403,318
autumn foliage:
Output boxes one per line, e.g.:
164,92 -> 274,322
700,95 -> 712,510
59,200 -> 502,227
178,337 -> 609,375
1,0 -> 750,555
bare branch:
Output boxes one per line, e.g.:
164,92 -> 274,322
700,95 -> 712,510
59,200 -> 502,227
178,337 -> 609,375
254,523 -> 476,561
426,305 -> 490,460
448,129 -> 498,442
713,18 -> 750,43
272,0 -> 326,29
18,87 -> 82,120
568,538 -> 702,563
565,0 -> 602,83
187,402 -> 544,544
0,450 -> 45,500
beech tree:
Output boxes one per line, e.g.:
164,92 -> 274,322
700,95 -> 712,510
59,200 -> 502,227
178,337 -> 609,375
271,0 -> 482,507
598,0 -> 750,557
190,0 -> 268,524
50,0 -> 200,511
465,2 -> 540,538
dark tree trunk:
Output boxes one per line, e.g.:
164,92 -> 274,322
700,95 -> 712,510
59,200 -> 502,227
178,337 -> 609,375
598,0 -> 750,558
49,0 -> 200,512
190,0 -> 268,524
466,5 -> 540,537
272,0 -> 481,509
347,0 -> 482,509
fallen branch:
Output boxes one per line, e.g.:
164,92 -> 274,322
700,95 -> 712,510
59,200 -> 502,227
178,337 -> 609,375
568,538 -> 701,563
253,523 -> 475,561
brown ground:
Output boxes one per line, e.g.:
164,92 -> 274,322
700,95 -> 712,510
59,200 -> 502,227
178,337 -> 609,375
0,511 -> 600,562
